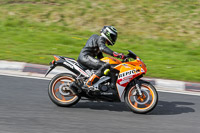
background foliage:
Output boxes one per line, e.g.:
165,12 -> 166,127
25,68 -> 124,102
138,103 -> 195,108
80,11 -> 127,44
0,0 -> 200,82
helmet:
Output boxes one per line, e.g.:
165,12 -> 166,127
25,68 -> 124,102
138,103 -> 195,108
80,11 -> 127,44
100,26 -> 118,46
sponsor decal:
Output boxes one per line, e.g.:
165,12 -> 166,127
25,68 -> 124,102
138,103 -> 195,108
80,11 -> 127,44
119,69 -> 137,79
118,69 -> 142,86
119,76 -> 133,85
100,92 -> 113,95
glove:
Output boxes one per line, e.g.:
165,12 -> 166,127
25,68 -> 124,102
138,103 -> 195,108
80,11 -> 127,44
113,52 -> 125,59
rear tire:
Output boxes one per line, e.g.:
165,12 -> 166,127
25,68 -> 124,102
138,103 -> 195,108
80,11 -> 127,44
48,73 -> 80,107
124,80 -> 158,114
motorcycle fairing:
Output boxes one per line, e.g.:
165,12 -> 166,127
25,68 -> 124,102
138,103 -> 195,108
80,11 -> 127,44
126,57 -> 147,73
115,63 -> 145,100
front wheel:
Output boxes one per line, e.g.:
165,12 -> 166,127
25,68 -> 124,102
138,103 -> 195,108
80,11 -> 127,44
124,80 -> 158,114
48,73 -> 80,107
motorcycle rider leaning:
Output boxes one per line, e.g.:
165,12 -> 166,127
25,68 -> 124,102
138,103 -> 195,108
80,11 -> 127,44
77,26 -> 125,88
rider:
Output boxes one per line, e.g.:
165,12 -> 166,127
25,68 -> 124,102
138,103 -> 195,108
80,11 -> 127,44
77,26 -> 125,88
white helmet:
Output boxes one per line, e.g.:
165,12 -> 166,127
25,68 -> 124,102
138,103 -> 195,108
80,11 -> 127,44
100,26 -> 118,46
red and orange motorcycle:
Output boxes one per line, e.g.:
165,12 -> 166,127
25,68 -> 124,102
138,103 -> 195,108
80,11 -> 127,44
45,50 -> 158,114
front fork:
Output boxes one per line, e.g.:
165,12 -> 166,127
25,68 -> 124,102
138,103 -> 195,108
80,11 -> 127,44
135,79 -> 142,96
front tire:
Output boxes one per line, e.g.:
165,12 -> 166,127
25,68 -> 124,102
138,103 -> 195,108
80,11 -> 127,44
124,80 -> 158,114
48,73 -> 80,107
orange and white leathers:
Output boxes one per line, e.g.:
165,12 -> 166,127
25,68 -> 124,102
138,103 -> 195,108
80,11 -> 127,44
101,56 -> 147,101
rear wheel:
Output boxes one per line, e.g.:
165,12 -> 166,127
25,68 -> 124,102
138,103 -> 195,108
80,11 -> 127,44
48,73 -> 80,107
124,80 -> 158,114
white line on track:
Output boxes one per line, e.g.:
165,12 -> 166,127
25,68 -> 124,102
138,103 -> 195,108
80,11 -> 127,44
157,89 -> 200,96
0,73 -> 51,80
1,73 -> 200,96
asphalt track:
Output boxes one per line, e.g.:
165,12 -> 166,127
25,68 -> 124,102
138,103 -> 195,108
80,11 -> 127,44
0,75 -> 200,133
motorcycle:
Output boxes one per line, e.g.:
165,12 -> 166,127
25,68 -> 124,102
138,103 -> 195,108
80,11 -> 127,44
45,50 -> 158,114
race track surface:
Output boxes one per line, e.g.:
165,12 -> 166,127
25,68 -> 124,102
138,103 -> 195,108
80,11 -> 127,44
0,75 -> 200,133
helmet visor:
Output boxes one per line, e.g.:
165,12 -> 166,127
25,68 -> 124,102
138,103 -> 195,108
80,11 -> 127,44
110,33 -> 117,44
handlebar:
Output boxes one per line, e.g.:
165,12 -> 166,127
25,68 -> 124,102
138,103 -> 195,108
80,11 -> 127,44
122,55 -> 129,62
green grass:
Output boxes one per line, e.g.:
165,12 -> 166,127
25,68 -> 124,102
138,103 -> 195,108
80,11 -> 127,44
0,0 -> 200,82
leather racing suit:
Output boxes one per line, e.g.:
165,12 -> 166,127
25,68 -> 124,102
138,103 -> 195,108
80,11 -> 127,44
77,34 -> 123,87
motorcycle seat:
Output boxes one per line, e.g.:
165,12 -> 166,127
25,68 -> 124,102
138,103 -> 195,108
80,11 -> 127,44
61,56 -> 75,60
77,62 -> 89,70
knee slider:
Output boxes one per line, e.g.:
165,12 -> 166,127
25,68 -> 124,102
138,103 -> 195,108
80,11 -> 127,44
104,69 -> 110,75
103,63 -> 111,75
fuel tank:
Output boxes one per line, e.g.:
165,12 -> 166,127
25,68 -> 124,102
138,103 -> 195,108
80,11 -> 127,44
101,57 -> 122,64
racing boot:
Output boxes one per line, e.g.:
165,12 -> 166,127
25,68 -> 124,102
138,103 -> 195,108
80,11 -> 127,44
85,63 -> 110,89
86,74 -> 100,87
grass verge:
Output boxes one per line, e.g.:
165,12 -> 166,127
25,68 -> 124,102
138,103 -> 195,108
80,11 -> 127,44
0,0 -> 199,82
